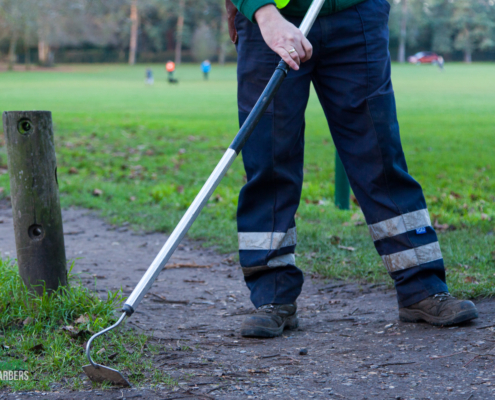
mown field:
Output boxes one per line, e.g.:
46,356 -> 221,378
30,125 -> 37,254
0,63 -> 494,298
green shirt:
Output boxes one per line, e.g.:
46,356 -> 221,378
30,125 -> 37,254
232,0 -> 366,23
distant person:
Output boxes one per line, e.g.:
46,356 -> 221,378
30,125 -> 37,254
145,68 -> 154,85
166,61 -> 178,84
201,60 -> 211,80
437,56 -> 445,70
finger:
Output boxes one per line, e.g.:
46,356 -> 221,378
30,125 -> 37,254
301,37 -> 313,62
293,39 -> 306,61
288,48 -> 301,66
278,49 -> 299,70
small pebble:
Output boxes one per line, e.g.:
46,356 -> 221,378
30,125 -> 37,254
299,348 -> 308,355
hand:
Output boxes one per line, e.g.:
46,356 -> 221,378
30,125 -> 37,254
254,4 -> 313,71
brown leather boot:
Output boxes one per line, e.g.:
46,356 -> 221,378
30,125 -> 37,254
240,303 -> 298,338
399,292 -> 478,326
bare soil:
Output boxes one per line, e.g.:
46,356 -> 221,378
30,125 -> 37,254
1,203 -> 494,400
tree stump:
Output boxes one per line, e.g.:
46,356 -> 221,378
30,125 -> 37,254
2,111 -> 67,295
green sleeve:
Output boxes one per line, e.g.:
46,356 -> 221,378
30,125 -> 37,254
231,0 -> 277,23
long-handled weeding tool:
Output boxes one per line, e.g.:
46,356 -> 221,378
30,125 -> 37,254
83,0 -> 326,386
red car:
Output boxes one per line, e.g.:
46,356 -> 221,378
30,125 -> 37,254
408,51 -> 444,66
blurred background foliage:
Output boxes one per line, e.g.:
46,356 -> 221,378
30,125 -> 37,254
0,0 -> 494,68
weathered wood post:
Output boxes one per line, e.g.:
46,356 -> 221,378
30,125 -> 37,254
2,111 -> 67,295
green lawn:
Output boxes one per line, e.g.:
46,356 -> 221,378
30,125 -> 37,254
0,63 -> 494,299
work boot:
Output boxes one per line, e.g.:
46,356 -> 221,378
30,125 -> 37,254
399,292 -> 478,326
240,303 -> 298,338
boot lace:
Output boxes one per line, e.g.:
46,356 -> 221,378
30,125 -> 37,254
433,292 -> 451,302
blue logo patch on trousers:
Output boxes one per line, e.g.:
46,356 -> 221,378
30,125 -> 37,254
416,227 -> 427,234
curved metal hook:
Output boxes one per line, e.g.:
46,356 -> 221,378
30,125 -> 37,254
86,312 -> 127,368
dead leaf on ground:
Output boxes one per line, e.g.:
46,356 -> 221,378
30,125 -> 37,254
130,196 -> 136,202
338,245 -> 356,252
23,317 -> 33,326
92,188 -> 103,196
433,220 -> 450,231
92,274 -> 106,279
69,167 -> 78,174
481,213 -> 491,221
61,325 -> 89,338
108,352 -> 118,360
75,314 -> 89,325
248,369 -> 269,374
0,187 -> 4,194
354,221 -> 365,226
97,347 -> 106,355
28,343 -> 44,353
464,276 -> 479,284
351,213 -> 362,221
329,235 -> 341,245
150,293 -> 189,305
350,195 -> 360,207
450,191 -> 462,199
164,262 -> 211,269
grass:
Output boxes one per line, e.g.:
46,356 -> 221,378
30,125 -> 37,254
0,63 -> 494,300
0,258 -> 175,391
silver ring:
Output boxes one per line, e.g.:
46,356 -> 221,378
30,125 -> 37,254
288,48 -> 296,54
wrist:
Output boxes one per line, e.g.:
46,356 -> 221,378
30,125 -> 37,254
254,4 -> 280,24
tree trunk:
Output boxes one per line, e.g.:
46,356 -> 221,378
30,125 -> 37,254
463,28 -> 472,63
38,39 -> 50,66
8,32 -> 18,71
218,2 -> 228,66
175,0 -> 185,65
2,111 -> 67,295
129,0 -> 138,65
24,33 -> 31,71
398,0 -> 407,63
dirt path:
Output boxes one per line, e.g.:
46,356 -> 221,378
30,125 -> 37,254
1,203 -> 495,400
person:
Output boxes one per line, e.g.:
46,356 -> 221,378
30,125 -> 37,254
201,59 -> 212,80
166,61 -> 178,84
145,68 -> 154,85
226,0 -> 478,338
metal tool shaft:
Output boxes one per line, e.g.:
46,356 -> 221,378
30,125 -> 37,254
123,0 -> 326,316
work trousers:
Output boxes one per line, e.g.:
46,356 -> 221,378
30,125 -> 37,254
235,0 -> 448,309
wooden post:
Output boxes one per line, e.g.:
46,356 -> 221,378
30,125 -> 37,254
2,111 -> 67,295
128,0 -> 138,65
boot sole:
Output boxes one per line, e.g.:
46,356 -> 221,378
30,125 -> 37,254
399,308 -> 478,326
240,315 -> 299,338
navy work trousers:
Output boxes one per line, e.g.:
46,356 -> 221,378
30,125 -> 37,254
235,0 -> 448,309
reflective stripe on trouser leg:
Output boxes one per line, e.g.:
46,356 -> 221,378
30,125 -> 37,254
239,228 -> 297,276
368,208 -> 443,273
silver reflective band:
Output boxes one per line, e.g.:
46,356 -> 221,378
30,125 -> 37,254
369,209 -> 432,241
268,253 -> 296,267
238,228 -> 297,250
382,242 -> 443,273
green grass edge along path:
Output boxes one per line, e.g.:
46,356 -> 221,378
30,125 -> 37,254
0,63 -> 494,300
0,259 -> 175,391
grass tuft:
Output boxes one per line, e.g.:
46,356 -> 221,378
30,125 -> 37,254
0,259 -> 175,391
